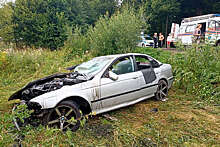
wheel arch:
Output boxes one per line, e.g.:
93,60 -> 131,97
56,96 -> 92,115
159,78 -> 168,85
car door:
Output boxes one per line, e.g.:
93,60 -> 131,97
133,55 -> 158,98
99,56 -> 141,108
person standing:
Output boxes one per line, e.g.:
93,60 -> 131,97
159,33 -> 164,48
167,33 -> 172,48
153,33 -> 158,48
193,24 -> 202,45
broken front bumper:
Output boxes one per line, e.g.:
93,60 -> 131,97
12,101 -> 43,131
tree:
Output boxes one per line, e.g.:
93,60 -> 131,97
12,0 -> 117,49
12,0 -> 68,50
84,0 -> 117,26
145,0 -> 180,36
122,0 -> 146,10
64,0 -> 87,30
0,3 -> 14,44
179,0 -> 220,18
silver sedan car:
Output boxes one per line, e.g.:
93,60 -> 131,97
9,53 -> 173,131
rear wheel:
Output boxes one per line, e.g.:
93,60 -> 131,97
142,43 -> 145,47
45,101 -> 81,132
155,80 -> 168,101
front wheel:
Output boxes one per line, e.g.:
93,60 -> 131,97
44,101 -> 81,132
155,80 -> 168,101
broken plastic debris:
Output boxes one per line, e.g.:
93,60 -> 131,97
150,108 -> 158,113
102,114 -> 118,121
161,98 -> 168,102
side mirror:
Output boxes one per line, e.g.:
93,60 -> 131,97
108,71 -> 118,81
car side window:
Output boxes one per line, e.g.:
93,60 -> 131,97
208,21 -> 216,31
135,56 -> 151,71
185,25 -> 196,33
216,21 -> 220,31
109,57 -> 134,75
179,26 -> 186,34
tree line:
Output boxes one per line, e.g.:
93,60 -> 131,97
0,0 -> 117,50
0,0 -> 219,50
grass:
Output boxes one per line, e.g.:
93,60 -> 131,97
1,89 -> 219,146
0,47 -> 219,146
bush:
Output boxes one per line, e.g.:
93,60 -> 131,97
64,27 -> 90,61
87,6 -> 145,56
172,45 -> 220,103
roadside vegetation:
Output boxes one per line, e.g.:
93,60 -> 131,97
64,6 -> 144,59
0,46 -> 219,146
0,0 -> 220,146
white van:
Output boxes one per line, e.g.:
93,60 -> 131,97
172,14 -> 220,46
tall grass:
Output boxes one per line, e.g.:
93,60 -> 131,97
172,45 -> 220,104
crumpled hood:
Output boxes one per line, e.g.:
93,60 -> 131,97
8,72 -> 88,101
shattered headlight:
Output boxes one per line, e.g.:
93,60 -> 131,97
27,101 -> 42,110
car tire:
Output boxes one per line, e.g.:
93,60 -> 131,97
155,80 -> 168,101
44,100 -> 81,132
142,43 -> 145,47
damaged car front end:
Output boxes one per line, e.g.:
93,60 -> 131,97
9,72 -> 89,130
9,56 -> 114,131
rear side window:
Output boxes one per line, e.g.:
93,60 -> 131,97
135,56 -> 151,71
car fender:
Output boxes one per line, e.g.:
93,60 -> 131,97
30,85 -> 94,109
154,64 -> 173,88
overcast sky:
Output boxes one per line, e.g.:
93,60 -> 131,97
1,0 -> 15,4
0,0 -> 14,5
6,0 -> 15,2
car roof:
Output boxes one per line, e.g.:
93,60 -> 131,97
97,53 -> 162,64
95,53 -> 149,59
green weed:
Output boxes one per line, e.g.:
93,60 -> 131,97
0,46 -> 219,146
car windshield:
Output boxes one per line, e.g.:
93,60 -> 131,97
145,37 -> 152,40
74,56 -> 113,76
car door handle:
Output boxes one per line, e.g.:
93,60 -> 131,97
132,77 -> 138,79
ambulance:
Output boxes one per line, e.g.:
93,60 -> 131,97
171,14 -> 220,46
